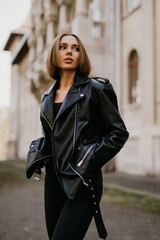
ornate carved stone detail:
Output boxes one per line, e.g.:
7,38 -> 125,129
44,0 -> 58,22
56,0 -> 73,34
74,0 -> 89,16
27,0 -> 89,101
35,15 -> 46,36
30,70 -> 53,102
28,1 -> 51,99
43,0 -> 58,46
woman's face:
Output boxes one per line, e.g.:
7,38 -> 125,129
57,35 -> 80,71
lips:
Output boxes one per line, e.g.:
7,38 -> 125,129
64,58 -> 73,62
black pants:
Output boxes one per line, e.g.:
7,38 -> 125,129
44,160 -> 102,240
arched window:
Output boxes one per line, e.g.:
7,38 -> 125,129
128,50 -> 141,104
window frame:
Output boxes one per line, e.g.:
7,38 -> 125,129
128,49 -> 140,104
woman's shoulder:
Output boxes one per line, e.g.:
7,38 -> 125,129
88,76 -> 110,91
90,77 -> 110,84
88,76 -> 117,102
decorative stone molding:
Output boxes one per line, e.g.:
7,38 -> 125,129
35,15 -> 46,36
30,70 -> 52,102
58,4 -> 68,29
56,0 -> 72,34
31,0 -> 38,16
27,0 -> 60,102
43,0 -> 58,45
44,0 -> 58,22
74,0 -> 89,16
56,0 -> 72,6
36,0 -> 44,15
33,0 -> 46,36
45,21 -> 55,45
89,0 -> 106,38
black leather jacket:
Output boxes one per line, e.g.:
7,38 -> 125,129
37,72 -> 129,239
40,72 -> 129,200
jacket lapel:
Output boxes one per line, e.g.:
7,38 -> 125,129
55,73 -> 89,122
41,72 -> 89,127
54,86 -> 84,122
41,81 -> 57,128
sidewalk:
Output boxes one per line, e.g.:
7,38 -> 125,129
103,171 -> 160,199
0,160 -> 160,240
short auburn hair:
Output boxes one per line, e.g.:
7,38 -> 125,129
46,33 -> 91,80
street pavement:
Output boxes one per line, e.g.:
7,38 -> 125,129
0,164 -> 160,240
103,171 -> 160,199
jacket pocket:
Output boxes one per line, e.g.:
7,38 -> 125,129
77,144 -> 94,167
69,143 -> 96,177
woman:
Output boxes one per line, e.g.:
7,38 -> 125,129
40,33 -> 129,240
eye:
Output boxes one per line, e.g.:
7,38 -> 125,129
73,47 -> 79,52
59,46 -> 66,50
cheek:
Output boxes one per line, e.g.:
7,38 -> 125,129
75,54 -> 80,64
58,52 -> 63,60
57,52 -> 63,65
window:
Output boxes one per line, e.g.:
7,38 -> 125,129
128,0 -> 140,12
128,50 -> 141,104
122,0 -> 141,16
89,0 -> 105,38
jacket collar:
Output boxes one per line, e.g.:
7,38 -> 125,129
55,72 -> 89,123
41,72 -> 90,128
44,72 -> 90,96
73,72 -> 90,87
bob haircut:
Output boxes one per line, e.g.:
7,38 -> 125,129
46,33 -> 91,80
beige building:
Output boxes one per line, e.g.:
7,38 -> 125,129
0,107 -> 9,160
3,20 -> 42,160
117,0 -> 160,176
3,0 -> 160,176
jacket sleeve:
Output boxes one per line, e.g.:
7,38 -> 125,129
93,81 -> 129,168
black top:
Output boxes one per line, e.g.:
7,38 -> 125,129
53,102 -> 62,118
45,102 -> 62,176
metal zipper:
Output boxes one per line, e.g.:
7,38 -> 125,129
41,108 -> 53,130
68,162 -> 89,187
41,87 -> 68,194
50,104 -> 70,196
77,144 -> 94,167
72,102 -> 78,149
68,101 -> 89,187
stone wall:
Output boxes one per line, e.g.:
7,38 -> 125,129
115,0 -> 160,176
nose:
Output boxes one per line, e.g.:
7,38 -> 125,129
66,47 -> 72,55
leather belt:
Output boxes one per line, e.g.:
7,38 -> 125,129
87,178 -> 108,239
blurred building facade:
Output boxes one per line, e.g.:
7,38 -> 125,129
0,107 -> 9,160
3,19 -> 42,160
3,0 -> 160,176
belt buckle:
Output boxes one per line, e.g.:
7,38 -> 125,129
34,172 -> 41,181
34,168 -> 42,181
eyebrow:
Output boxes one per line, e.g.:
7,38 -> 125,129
59,43 -> 79,47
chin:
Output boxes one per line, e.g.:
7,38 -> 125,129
63,66 -> 78,71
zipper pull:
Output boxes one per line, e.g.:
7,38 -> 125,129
77,160 -> 83,167
83,181 -> 89,186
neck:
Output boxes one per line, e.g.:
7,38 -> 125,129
59,70 -> 77,89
